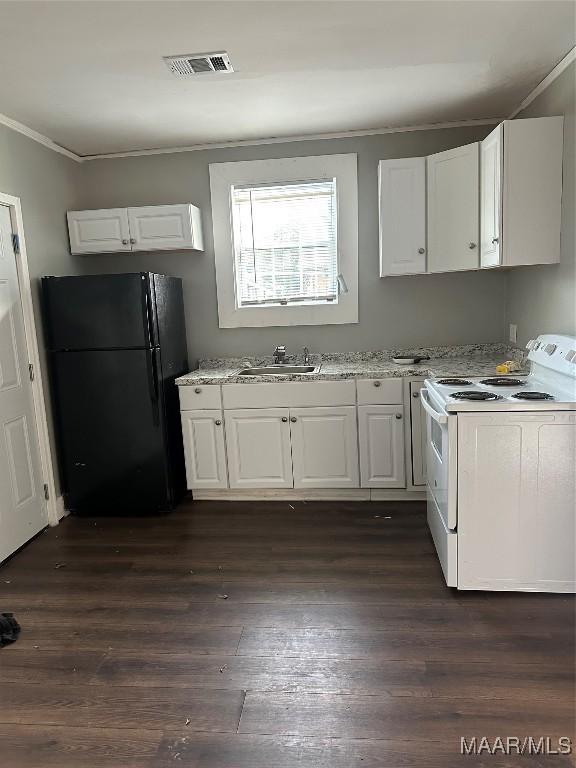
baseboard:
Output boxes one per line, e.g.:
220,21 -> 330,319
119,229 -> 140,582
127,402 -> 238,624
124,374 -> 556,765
192,488 -> 425,501
55,495 -> 69,522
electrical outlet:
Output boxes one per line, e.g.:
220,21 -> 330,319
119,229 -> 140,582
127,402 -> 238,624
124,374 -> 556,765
509,324 -> 518,344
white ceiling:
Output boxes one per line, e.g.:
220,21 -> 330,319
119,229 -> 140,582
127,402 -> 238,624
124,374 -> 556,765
0,1 -> 574,157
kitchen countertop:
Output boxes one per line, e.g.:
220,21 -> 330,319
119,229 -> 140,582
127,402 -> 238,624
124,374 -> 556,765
176,344 -> 528,386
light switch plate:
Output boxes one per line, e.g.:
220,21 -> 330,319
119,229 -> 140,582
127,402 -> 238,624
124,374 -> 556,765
509,324 -> 518,343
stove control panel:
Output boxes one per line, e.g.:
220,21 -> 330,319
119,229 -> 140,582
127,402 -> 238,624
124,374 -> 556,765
528,334 -> 576,377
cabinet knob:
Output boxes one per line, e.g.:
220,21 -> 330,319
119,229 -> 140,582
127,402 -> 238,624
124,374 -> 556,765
395,413 -> 403,419
492,237 -> 499,244
130,237 -> 136,245
412,391 -> 419,398
121,239 -> 129,245
418,247 -> 425,255
281,417 -> 288,423
469,242 -> 477,249
194,387 -> 202,394
373,380 -> 381,387
214,419 -> 222,426
290,416 -> 297,423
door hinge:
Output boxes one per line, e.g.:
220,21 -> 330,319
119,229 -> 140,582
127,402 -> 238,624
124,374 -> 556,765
28,363 -> 34,381
12,233 -> 20,254
43,483 -> 49,501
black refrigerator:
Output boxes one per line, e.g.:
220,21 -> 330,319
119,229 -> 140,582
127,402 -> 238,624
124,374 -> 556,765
42,273 -> 188,514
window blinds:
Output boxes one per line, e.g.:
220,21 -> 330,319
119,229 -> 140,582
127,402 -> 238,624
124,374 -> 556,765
231,179 -> 338,307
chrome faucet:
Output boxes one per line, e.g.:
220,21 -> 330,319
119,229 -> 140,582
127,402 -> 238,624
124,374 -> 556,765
303,346 -> 310,365
273,345 -> 287,364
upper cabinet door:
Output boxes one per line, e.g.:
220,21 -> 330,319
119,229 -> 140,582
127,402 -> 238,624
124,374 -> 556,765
379,158 -> 426,276
128,204 -> 204,252
427,142 -> 480,273
480,124 -> 503,268
501,116 -> 563,267
290,406 -> 359,489
67,209 -> 131,255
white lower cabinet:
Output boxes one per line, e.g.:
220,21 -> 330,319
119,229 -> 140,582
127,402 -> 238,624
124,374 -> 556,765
225,408 -> 293,488
181,410 -> 228,489
358,405 -> 406,488
290,407 -> 359,489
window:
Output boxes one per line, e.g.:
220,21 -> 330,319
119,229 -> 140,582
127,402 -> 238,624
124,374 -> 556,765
210,154 -> 358,328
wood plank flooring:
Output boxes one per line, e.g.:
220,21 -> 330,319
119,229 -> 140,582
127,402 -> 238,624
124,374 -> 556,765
0,500 -> 574,767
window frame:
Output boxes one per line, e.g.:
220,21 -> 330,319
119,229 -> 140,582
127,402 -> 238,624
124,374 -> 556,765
209,153 -> 358,328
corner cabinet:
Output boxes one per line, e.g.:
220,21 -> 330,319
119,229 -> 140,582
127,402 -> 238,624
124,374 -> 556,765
67,204 -> 204,255
378,158 -> 426,276
480,116 -> 563,268
427,142 -> 480,273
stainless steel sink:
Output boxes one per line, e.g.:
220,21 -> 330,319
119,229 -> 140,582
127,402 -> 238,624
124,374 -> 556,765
238,365 -> 317,376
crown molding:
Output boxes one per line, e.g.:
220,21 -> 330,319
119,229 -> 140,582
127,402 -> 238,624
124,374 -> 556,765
508,45 -> 576,119
0,111 -> 82,162
82,118 -> 501,160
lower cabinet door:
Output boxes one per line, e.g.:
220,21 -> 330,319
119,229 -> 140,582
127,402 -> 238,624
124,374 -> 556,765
358,405 -> 406,488
225,409 -> 293,488
181,410 -> 228,489
290,406 -> 359,488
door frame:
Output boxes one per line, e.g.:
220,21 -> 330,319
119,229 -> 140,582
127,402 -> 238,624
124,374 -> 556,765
0,192 -> 60,526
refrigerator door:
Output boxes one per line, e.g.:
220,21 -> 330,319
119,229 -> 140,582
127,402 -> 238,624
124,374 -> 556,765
43,273 -> 153,351
150,274 -> 188,503
51,349 -> 169,513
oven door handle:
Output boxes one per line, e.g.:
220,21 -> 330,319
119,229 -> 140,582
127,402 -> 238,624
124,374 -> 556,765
421,388 -> 448,425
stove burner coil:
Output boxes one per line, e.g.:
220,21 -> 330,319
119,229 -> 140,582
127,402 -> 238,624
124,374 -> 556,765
437,378 -> 472,386
511,391 -> 554,401
480,377 -> 525,387
450,390 -> 500,401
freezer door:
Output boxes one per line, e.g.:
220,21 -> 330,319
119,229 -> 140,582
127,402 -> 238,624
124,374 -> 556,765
42,273 -> 153,350
51,349 -> 169,513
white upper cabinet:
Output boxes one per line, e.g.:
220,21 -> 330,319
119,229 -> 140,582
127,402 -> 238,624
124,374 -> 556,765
379,157 -> 426,276
67,204 -> 204,255
427,142 -> 480,273
66,208 -> 132,255
481,116 -> 563,268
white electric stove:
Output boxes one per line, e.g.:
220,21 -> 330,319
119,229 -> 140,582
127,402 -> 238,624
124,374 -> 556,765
422,334 -> 576,593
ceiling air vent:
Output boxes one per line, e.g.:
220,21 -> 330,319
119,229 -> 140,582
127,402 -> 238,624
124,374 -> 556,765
163,52 -> 234,77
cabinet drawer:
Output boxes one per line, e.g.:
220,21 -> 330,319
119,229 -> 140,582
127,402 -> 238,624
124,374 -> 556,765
222,380 -> 356,409
179,384 -> 222,410
357,378 -> 403,405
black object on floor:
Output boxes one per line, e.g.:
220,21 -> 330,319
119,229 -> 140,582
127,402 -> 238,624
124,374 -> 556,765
0,613 -> 21,647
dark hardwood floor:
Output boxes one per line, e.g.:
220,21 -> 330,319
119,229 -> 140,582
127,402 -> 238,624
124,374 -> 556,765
0,500 -> 574,767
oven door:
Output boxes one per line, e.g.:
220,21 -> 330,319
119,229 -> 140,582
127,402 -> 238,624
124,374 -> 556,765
421,387 -> 457,530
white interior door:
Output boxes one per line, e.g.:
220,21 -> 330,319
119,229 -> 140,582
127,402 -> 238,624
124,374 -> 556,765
379,157 -> 426,276
225,408 -> 293,488
480,124 -> 503,268
181,410 -> 228,489
290,406 -> 359,488
67,209 -> 131,255
358,405 -> 405,488
0,205 -> 46,562
427,142 -> 480,273
127,205 -> 196,251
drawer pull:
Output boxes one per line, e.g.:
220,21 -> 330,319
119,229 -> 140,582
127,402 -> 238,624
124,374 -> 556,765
194,387 -> 202,394
373,380 -> 381,387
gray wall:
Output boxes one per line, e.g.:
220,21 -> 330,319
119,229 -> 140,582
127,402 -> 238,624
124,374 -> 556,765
0,124 -> 83,495
506,62 -> 576,347
78,125 -> 508,364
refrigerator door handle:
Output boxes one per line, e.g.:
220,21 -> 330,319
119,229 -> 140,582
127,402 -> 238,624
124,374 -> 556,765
146,349 -> 160,423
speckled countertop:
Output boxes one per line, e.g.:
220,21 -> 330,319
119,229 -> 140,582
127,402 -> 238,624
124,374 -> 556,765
176,343 -> 528,385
